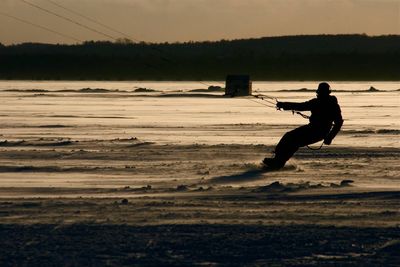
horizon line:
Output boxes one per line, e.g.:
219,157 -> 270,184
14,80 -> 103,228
2,33 -> 399,46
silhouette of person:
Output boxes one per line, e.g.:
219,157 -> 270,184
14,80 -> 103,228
263,82 -> 343,169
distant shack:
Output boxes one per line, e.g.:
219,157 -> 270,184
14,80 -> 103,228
225,75 -> 252,97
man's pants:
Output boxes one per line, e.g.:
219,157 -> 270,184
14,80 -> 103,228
274,124 -> 329,166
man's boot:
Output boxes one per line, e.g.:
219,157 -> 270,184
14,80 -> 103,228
262,157 -> 285,170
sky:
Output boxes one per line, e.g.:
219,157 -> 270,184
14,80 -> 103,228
0,0 -> 399,45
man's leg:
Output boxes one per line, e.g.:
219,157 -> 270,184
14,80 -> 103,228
264,125 -> 323,168
274,126 -> 310,166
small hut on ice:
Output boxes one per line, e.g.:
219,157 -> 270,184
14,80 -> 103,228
225,75 -> 252,97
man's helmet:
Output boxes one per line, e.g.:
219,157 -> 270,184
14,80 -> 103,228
317,82 -> 331,96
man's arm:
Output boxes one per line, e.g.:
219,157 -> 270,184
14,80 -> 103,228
324,105 -> 343,145
276,100 -> 314,111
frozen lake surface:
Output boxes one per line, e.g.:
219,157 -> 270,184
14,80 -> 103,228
0,80 -> 398,147
0,80 -> 398,204
0,81 -> 399,267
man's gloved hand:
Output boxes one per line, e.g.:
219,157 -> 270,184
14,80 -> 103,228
323,137 -> 332,145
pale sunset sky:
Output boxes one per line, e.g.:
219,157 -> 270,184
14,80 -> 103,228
0,0 -> 399,44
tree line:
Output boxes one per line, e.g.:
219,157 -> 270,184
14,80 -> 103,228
0,34 -> 399,80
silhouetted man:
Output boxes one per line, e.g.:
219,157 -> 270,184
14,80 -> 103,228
263,82 -> 343,169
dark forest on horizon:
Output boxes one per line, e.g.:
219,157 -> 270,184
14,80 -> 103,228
0,34 -> 399,81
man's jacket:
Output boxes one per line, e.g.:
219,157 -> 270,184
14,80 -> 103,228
278,95 -> 343,142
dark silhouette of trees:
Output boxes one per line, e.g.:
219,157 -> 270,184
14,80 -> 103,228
0,34 -> 399,80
